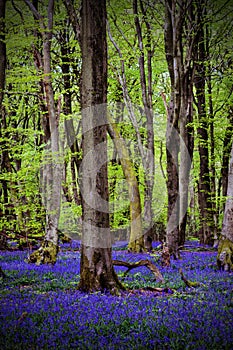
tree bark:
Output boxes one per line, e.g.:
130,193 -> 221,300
220,113 -> 233,207
25,0 -> 62,264
78,0 -> 123,293
133,0 -> 155,251
217,138 -> 233,271
108,119 -> 144,252
59,24 -> 82,207
194,3 -> 213,245
164,0 -> 195,257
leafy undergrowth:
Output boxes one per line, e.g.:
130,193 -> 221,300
0,240 -> 233,350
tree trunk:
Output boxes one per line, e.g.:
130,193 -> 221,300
108,119 -> 144,253
164,0 -> 180,258
78,0 -> 124,293
194,3 -> 213,245
133,0 -> 155,251
217,139 -> 233,271
164,0 -> 196,255
59,25 -> 82,209
166,121 -> 180,258
220,113 -> 233,207
25,0 -> 62,264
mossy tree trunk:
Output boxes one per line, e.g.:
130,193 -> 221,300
217,138 -> 233,271
78,0 -> 124,293
108,120 -> 144,253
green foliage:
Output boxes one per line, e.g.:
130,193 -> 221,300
0,0 -> 232,244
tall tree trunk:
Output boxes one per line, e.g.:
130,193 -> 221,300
78,0 -> 124,293
107,26 -> 146,251
108,119 -> 144,252
164,0 -> 195,257
206,24 -> 218,246
25,0 -> 62,264
178,82 -> 194,247
133,0 -> 155,251
164,0 -> 180,258
194,4 -> 213,245
217,138 -> 233,271
59,25 -> 82,208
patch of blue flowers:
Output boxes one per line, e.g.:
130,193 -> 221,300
0,241 -> 232,349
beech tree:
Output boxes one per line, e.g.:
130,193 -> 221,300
108,117 -> 144,252
25,0 -> 63,264
78,0 -> 123,293
164,0 -> 197,257
107,0 -> 162,252
194,1 -> 213,245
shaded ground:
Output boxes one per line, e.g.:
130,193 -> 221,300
0,240 -> 233,349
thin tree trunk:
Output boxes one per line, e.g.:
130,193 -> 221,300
59,25 -> 81,206
164,0 -> 182,258
25,0 -> 62,264
164,0 -> 196,255
133,0 -> 155,251
194,3 -> 213,245
108,119 -> 144,252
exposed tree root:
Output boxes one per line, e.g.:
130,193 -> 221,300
179,268 -> 201,288
113,259 -> 164,283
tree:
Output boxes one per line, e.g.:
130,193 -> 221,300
108,117 -> 144,252
164,0 -> 196,257
132,0 -> 155,251
194,1 -> 213,245
107,1 -> 164,252
25,0 -> 63,264
217,138 -> 233,271
78,0 -> 123,293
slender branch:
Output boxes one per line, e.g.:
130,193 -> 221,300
24,0 -> 43,22
63,0 -> 81,44
107,21 -> 145,162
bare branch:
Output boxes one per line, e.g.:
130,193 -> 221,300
24,0 -> 43,21
113,259 -> 165,283
63,0 -> 81,44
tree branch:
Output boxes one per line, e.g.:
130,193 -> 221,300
113,259 -> 164,283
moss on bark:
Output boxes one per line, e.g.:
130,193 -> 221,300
78,246 -> 125,294
27,240 -> 59,265
217,237 -> 233,271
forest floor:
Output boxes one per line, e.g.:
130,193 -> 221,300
0,240 -> 232,350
